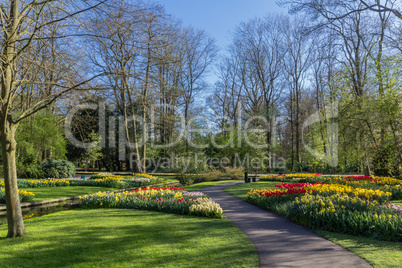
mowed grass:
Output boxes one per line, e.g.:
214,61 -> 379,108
314,230 -> 402,268
0,209 -> 258,268
391,199 -> 402,206
25,187 -> 119,201
224,181 -> 278,200
183,180 -> 235,192
224,181 -> 402,268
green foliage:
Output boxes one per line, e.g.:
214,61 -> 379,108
41,159 -> 76,178
83,131 -> 103,167
176,174 -> 196,186
160,152 -> 210,174
17,163 -> 45,179
201,169 -> 224,182
16,111 -> 67,165
204,128 -> 267,171
89,175 -> 103,180
223,167 -> 244,179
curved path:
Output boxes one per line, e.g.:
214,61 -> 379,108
201,182 -> 372,268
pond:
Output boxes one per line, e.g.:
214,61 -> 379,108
0,200 -> 80,225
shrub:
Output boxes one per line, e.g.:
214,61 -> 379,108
224,167 -> 244,180
17,163 -> 46,179
201,169 -> 224,182
41,159 -> 75,178
70,179 -> 122,188
89,175 -> 103,180
176,174 -> 196,186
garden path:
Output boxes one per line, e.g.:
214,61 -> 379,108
201,181 -> 373,268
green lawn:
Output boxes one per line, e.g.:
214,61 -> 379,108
26,187 -> 119,201
223,181 -> 402,267
314,230 -> 402,268
0,209 -> 258,268
159,177 -> 179,183
224,181 -> 278,200
392,199 -> 402,206
183,180 -> 235,192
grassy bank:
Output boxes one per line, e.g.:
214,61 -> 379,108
25,186 -> 119,201
0,209 -> 258,268
224,181 -> 277,200
183,180 -> 235,192
314,230 -> 402,268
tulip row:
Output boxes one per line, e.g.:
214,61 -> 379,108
285,193 -> 401,241
77,174 -> 164,188
7,175 -> 164,189
258,174 -> 402,187
19,179 -> 70,188
79,186 -> 223,218
1,179 -> 70,188
246,181 -> 401,241
305,184 -> 392,203
258,173 -> 323,182
335,176 -> 402,186
133,173 -> 159,180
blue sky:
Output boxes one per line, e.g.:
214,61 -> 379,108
158,1 -> 287,105
160,0 -> 286,50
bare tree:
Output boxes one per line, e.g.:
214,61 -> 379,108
278,0 -> 402,20
152,18 -> 184,152
209,54 -> 243,131
88,3 -> 143,172
179,27 -> 217,151
283,17 -> 313,169
0,0 -> 106,238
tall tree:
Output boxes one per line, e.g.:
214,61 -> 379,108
179,27 -> 217,151
278,0 -> 402,20
283,17 -> 313,169
0,0 -> 106,238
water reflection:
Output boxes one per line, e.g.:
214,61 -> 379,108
0,201 -> 80,225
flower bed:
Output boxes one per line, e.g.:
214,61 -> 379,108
73,174 -> 164,188
133,173 -> 159,180
246,181 -> 402,241
335,175 -> 402,186
1,174 -> 164,189
305,184 -> 392,203
79,186 -> 223,218
0,188 -> 35,203
258,173 -> 329,183
17,179 -> 70,188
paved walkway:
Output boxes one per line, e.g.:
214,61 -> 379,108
201,182 -> 372,268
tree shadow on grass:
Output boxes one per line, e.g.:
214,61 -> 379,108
0,209 -> 258,268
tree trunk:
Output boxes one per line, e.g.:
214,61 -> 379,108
1,124 -> 25,238
1,0 -> 25,238
141,34 -> 152,172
